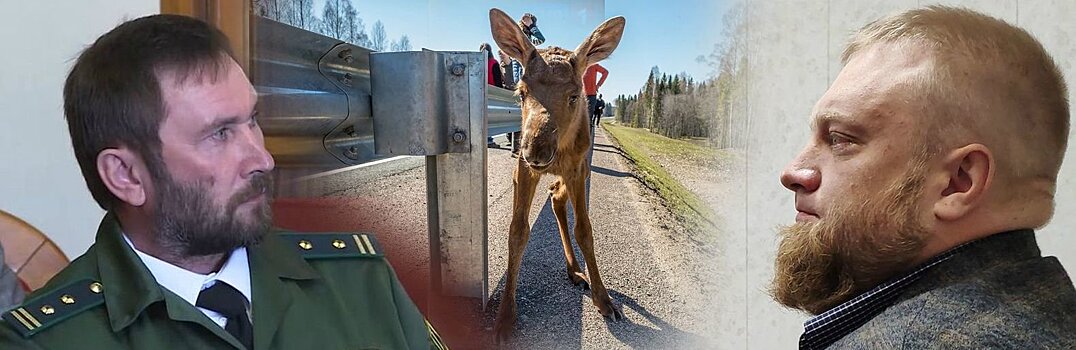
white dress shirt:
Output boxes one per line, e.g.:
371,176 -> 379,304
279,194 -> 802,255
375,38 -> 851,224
122,234 -> 252,328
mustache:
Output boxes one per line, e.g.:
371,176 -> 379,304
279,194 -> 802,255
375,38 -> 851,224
226,172 -> 275,210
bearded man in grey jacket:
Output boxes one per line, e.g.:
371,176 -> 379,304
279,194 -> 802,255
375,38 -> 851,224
775,6 -> 1076,349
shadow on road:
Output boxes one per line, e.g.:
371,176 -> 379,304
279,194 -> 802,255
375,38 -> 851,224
591,165 -> 631,178
591,145 -> 627,158
604,289 -> 709,348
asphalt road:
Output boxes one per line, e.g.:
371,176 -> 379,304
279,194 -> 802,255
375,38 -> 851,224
279,129 -> 720,349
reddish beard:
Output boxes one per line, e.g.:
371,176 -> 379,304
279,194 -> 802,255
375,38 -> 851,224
771,158 -> 931,315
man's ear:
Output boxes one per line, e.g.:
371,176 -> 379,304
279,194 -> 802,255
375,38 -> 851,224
933,144 -> 994,221
96,148 -> 151,207
489,8 -> 536,66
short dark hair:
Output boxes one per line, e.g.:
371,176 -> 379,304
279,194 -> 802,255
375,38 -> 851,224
64,14 -> 236,210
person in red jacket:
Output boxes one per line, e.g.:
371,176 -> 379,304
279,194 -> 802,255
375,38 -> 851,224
480,43 -> 504,87
481,43 -> 504,147
584,63 -> 608,127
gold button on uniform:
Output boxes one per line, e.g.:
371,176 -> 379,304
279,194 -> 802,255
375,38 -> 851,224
40,305 -> 54,315
299,240 -> 313,250
332,239 -> 346,249
89,282 -> 103,294
60,295 -> 75,305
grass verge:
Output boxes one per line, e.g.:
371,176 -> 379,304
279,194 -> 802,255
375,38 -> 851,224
601,122 -> 719,234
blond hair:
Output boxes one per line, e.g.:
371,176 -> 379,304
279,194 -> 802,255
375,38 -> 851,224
843,6 -> 1069,195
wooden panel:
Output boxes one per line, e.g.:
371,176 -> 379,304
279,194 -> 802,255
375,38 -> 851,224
0,210 -> 48,272
210,0 -> 251,73
160,0 -> 207,19
0,210 -> 69,291
160,0 -> 252,73
16,243 -> 69,291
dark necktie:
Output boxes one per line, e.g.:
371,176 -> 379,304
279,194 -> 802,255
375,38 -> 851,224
196,281 -> 254,349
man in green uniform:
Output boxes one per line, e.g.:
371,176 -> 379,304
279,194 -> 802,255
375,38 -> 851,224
0,14 -> 446,350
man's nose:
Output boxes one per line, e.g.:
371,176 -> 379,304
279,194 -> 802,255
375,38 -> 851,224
780,153 -> 820,193
241,126 -> 275,176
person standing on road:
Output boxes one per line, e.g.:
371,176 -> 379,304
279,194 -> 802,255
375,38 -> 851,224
498,49 -> 516,90
504,13 -> 546,157
481,43 -> 504,147
480,43 -> 504,88
593,94 -> 606,127
518,13 -> 545,46
584,63 -> 609,127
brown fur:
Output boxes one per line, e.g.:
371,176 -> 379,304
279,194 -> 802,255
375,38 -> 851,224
488,8 -> 626,342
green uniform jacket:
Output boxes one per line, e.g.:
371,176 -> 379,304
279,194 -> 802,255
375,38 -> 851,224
0,214 -> 446,349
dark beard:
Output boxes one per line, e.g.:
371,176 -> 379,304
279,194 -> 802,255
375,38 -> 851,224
153,172 -> 274,257
770,157 -> 930,315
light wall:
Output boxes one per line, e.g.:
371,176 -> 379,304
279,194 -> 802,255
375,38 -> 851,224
720,0 -> 1076,347
0,1 -> 159,256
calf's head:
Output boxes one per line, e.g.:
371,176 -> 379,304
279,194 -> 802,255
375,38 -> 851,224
489,9 -> 625,170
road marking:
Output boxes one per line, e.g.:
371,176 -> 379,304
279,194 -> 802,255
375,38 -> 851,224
292,155 -> 415,182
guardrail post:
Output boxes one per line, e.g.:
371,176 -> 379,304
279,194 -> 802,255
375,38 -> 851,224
370,51 -> 489,306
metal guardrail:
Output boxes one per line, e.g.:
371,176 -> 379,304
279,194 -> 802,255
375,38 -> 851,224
369,50 -> 492,303
253,16 -> 373,168
253,16 -> 520,305
487,87 -> 524,137
253,16 -> 520,168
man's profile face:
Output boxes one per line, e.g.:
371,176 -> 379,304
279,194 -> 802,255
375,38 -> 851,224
772,42 -> 938,314
150,58 -> 275,256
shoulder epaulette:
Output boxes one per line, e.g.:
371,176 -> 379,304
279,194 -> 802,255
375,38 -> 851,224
427,319 -> 449,350
3,278 -> 105,337
279,233 -> 384,259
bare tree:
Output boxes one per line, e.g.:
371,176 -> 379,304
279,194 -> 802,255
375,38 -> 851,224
390,35 -> 412,51
370,20 -> 388,51
341,0 -> 369,47
254,0 -> 298,26
687,1 -> 746,148
258,0 -> 374,49
278,0 -> 317,31
321,0 -> 345,38
253,0 -> 274,19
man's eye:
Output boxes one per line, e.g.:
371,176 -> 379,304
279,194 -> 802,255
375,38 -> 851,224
213,128 -> 231,140
827,132 -> 853,148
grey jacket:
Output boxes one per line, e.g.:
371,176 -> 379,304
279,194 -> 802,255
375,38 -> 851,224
0,245 -> 25,311
832,230 -> 1076,349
